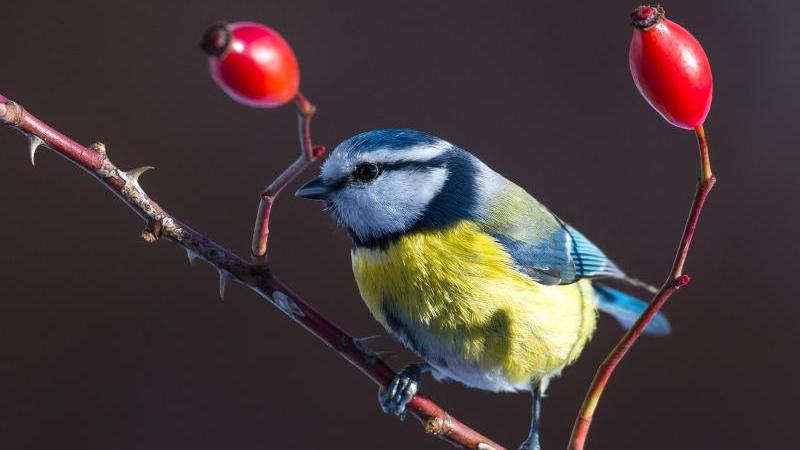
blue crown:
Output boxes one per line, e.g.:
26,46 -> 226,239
342,128 -> 441,153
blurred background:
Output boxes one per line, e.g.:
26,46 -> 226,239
0,1 -> 796,449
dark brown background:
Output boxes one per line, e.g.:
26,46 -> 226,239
0,1 -> 796,449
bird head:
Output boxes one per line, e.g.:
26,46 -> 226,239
296,129 -> 485,246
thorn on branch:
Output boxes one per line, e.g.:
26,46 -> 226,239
122,166 -> 155,192
352,335 -> 382,355
185,248 -> 199,265
353,336 -> 396,366
218,269 -> 231,300
272,290 -> 305,317
354,335 -> 381,346
374,351 -> 397,361
28,135 -> 43,166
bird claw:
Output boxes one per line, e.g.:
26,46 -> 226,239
378,364 -> 423,419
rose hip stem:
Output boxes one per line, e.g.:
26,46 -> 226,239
567,125 -> 716,450
251,92 -> 321,263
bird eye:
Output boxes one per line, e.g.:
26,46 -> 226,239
352,163 -> 382,182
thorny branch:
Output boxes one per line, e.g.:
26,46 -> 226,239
567,125 -> 716,450
0,93 -> 505,450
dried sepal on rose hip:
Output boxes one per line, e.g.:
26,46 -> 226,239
201,21 -> 300,108
629,5 -> 713,129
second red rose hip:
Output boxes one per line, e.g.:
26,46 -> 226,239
629,5 -> 713,129
202,21 -> 300,108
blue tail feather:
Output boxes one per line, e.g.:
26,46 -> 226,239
593,283 -> 671,336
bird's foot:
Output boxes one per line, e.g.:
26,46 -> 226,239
378,363 -> 427,420
516,438 -> 541,450
517,382 -> 543,450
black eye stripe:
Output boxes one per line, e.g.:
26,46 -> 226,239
378,157 -> 447,172
326,157 -> 448,192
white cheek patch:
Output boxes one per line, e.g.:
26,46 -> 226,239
331,167 -> 449,241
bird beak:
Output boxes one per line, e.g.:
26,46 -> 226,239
295,176 -> 330,201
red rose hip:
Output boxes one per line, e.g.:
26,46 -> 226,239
201,22 -> 300,108
629,5 -> 712,129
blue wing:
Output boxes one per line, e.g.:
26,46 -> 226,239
564,225 -> 626,279
490,222 -> 627,285
593,284 -> 671,336
477,176 -> 628,285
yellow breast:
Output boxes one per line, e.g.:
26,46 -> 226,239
351,220 -> 597,389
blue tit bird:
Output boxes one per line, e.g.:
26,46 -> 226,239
296,129 -> 669,450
